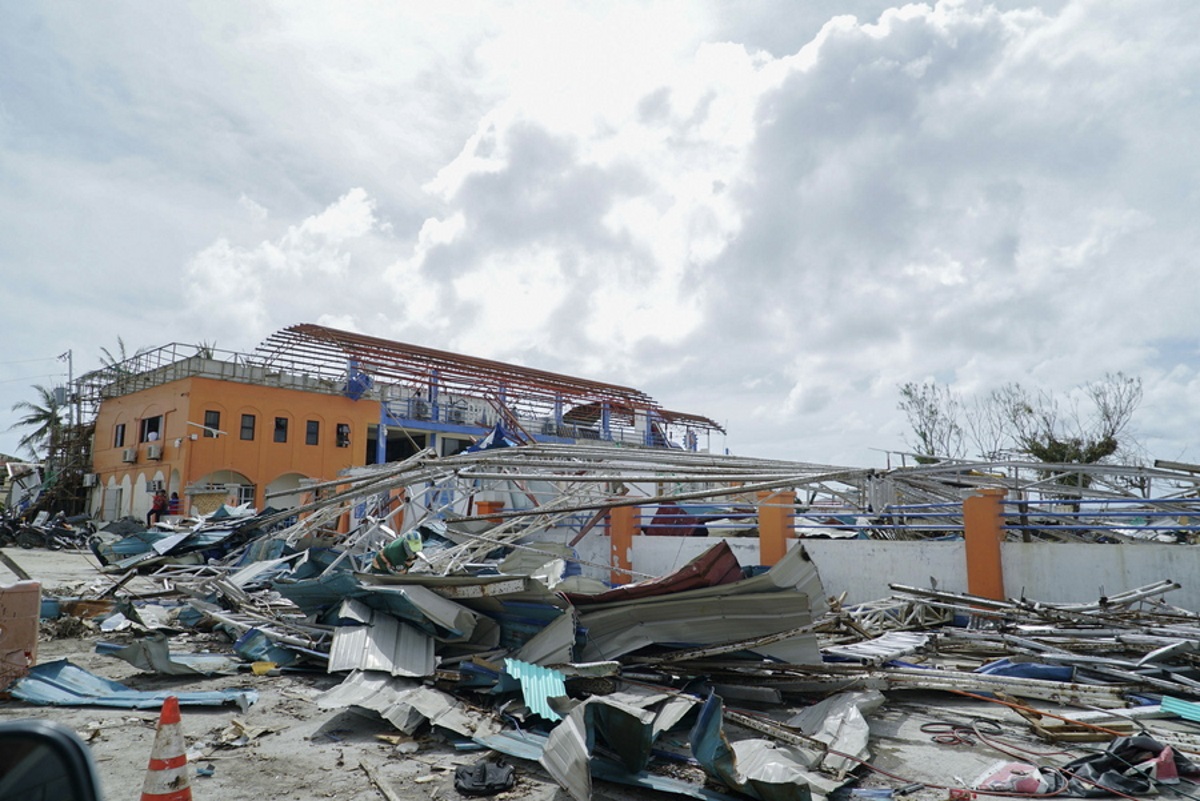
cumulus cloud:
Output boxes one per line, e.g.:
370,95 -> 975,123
384,1 -> 1200,462
5,1 -> 1200,467
180,189 -> 388,344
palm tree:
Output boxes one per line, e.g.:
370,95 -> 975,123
99,337 -> 134,376
9,384 -> 63,460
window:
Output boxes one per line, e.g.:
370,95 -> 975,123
140,416 -> 162,443
273,416 -> 288,443
240,414 -> 256,441
203,410 -> 220,437
305,420 -> 320,446
336,423 -> 351,448
113,423 -> 126,448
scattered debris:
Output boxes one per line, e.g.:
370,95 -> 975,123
13,444 -> 1200,800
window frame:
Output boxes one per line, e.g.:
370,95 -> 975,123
203,410 -> 221,438
240,413 -> 256,441
305,419 -> 320,446
140,416 -> 163,443
273,416 -> 289,443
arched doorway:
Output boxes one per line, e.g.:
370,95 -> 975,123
264,472 -> 312,510
189,469 -> 255,515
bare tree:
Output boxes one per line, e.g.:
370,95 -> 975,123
899,374 -> 1143,470
995,374 -> 1141,466
1086,372 -> 1142,445
963,393 -> 1010,460
897,382 -> 964,463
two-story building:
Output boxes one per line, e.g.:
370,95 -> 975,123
82,323 -> 723,521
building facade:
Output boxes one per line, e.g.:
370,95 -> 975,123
83,324 -> 723,522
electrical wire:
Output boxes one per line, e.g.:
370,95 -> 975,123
0,356 -> 64,366
0,372 -> 66,385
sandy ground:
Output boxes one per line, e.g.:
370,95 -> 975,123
0,548 -> 580,801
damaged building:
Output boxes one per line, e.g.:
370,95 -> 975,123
79,323 -> 723,522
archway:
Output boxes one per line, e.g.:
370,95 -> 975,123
189,469 -> 255,515
264,472 -> 312,510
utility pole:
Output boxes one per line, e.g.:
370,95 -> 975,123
59,349 -> 74,431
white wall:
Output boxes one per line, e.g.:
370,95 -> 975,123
807,540 -> 1200,610
571,535 -> 1200,611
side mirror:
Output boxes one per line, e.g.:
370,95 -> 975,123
0,720 -> 104,801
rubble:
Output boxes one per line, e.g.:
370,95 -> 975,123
8,444 -> 1200,799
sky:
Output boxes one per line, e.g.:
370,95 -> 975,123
3,0 -> 1199,467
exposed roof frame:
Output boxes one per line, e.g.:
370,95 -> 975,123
254,324 -> 724,432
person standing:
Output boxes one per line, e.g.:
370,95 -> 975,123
168,492 -> 181,517
148,490 -> 168,527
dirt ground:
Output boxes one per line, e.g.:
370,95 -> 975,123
0,548 -> 588,801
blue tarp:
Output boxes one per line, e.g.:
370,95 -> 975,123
466,422 -> 520,451
343,360 -> 373,400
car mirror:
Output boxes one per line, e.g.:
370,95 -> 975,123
0,720 -> 104,801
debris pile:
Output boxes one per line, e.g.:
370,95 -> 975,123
9,443 -> 1200,800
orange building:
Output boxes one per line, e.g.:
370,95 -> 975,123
82,324 -> 723,522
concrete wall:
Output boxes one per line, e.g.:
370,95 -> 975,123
572,534 -> 1200,611
808,539 -> 1200,610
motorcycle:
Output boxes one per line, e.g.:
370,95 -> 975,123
8,512 -> 96,550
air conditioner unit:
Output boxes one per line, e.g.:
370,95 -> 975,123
146,480 -> 164,493
82,473 -> 98,487
121,448 -> 137,463
448,408 -> 466,424
147,444 -> 163,460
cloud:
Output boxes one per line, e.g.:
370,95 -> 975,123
5,1 -> 1200,469
180,188 -> 386,346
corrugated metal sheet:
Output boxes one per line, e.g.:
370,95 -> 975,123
328,612 -> 435,677
476,727 -> 741,801
361,584 -> 480,641
503,658 -> 567,722
317,670 -> 484,737
358,571 -> 532,599
515,608 -> 576,665
821,631 -> 930,665
576,540 -> 827,616
564,540 -> 744,606
578,591 -> 818,663
1162,695 -> 1200,722
541,704 -> 591,801
10,659 -> 255,709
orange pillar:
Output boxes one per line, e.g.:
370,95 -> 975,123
336,483 -> 351,534
389,487 -> 406,530
757,490 -> 796,566
963,488 -> 1007,600
608,505 -> 637,585
477,500 -> 505,523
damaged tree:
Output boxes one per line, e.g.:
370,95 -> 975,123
898,373 -> 1143,473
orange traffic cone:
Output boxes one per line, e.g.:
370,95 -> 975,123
141,695 -> 192,801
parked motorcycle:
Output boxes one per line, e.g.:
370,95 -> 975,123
3,511 -> 95,550
0,511 -> 21,548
